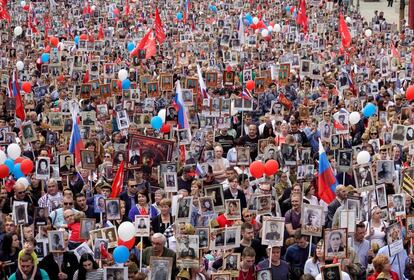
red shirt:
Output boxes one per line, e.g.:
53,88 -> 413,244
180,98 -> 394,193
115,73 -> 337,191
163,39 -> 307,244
367,271 -> 399,280
237,267 -> 255,280
68,223 -> 86,243
216,214 -> 235,228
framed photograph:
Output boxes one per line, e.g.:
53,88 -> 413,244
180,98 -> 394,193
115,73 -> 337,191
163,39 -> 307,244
35,240 -> 47,260
59,154 -> 75,175
222,253 -> 240,277
262,217 -> 285,246
48,230 -> 65,252
353,164 -> 375,192
321,264 -> 342,280
182,89 -> 193,106
80,150 -> 95,170
149,257 -> 172,280
104,267 -> 127,280
406,215 -> 414,235
22,123 -> 37,143
105,199 -> 121,220
45,131 -> 57,146
376,160 -> 394,184
392,124 -> 406,145
391,193 -> 405,217
337,149 -> 352,171
330,134 -> 341,150
34,207 -> 48,226
223,71 -> 235,86
224,226 -> 241,249
80,218 -> 96,240
257,269 -> 272,280
94,239 -> 108,260
36,157 -> 50,180
176,196 -> 193,222
102,226 -> 118,248
134,215 -> 150,237
128,135 -> 174,166
163,172 -> 178,192
236,147 -> 250,165
281,144 -> 297,165
206,72 -> 218,88
346,196 -> 361,221
256,194 -> 272,215
74,242 -> 94,261
48,112 -> 63,129
386,223 -> 404,256
211,273 -> 231,280
224,199 -> 241,220
333,111 -> 349,134
375,184 -> 388,208
195,227 -> 209,249
301,204 -> 324,237
13,202 -> 28,225
94,195 -> 106,213
176,235 -> 199,268
264,145 -> 278,161
178,128 -> 191,145
324,228 -> 347,260
199,196 -> 215,215
405,125 -> 414,143
340,210 -> 356,234
204,184 -> 225,213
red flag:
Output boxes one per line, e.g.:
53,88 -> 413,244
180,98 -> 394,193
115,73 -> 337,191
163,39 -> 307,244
97,24 -> 104,40
339,13 -> 351,49
390,41 -> 401,64
0,0 -> 10,23
130,29 -> 156,59
154,8 -> 166,45
411,49 -> 414,67
296,0 -> 308,33
83,70 -> 89,83
124,0 -> 130,16
110,160 -> 124,198
15,91 -> 25,121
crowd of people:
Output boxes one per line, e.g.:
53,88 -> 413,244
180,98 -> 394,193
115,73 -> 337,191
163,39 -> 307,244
0,0 -> 413,279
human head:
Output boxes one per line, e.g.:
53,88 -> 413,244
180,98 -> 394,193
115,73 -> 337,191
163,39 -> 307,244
62,195 -> 74,210
241,246 -> 256,268
14,182 -> 27,200
47,178 -> 59,195
294,229 -> 308,248
151,233 -> 166,254
372,254 -> 391,274
137,189 -> 150,205
19,253 -> 35,276
79,253 -> 99,276
355,222 -> 366,242
335,185 -> 348,200
328,231 -> 343,251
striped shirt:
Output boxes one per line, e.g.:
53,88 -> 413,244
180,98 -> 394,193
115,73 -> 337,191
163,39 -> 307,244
73,268 -> 103,280
38,192 -> 64,213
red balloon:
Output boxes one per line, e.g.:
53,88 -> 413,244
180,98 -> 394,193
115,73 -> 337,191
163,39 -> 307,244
406,86 -> 414,101
0,165 -> 9,179
264,160 -> 279,176
160,124 -> 171,133
50,37 -> 59,47
246,80 -> 255,91
80,34 -> 88,40
113,8 -> 119,15
44,45 -> 51,53
21,159 -> 34,175
14,157 -> 25,164
226,65 -> 232,72
117,80 -> 122,90
118,237 -> 135,249
250,161 -> 265,178
22,82 -> 32,93
290,6 -> 295,13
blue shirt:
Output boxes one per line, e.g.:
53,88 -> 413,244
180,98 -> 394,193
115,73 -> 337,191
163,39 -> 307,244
284,243 -> 316,271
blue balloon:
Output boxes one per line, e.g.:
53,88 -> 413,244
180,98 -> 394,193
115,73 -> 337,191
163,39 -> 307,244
13,163 -> 24,179
362,103 -> 376,117
286,5 -> 290,11
41,53 -> 50,63
176,12 -> 183,20
122,79 -> 131,90
74,35 -> 80,45
210,5 -> 217,12
113,246 -> 129,264
127,42 -> 135,52
151,116 -> 163,130
245,14 -> 253,24
4,159 -> 14,173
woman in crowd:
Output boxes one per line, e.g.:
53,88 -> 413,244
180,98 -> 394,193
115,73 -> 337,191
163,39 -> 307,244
365,206 -> 388,248
73,253 -> 103,280
128,189 -> 158,221
151,198 -> 173,234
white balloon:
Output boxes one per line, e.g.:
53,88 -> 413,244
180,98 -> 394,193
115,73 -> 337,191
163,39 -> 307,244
261,29 -> 269,37
7,144 -> 21,160
118,222 -> 136,241
16,61 -> 24,71
274,24 -> 281,33
118,69 -> 128,81
365,29 -> 372,37
14,26 -> 23,37
349,112 -> 361,125
252,17 -> 259,24
91,5 -> 96,11
20,0 -> 26,6
356,151 -> 370,165
57,42 -> 65,50
0,150 -> 6,164
345,16 -> 352,24
158,109 -> 166,123
16,177 -> 29,188
267,26 -> 273,32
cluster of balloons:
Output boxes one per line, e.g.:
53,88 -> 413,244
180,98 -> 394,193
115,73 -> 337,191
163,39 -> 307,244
0,144 -> 34,182
250,160 -> 279,178
113,222 -> 136,263
244,14 -> 281,39
208,4 -> 217,12
151,108 -> 172,133
117,69 -> 132,90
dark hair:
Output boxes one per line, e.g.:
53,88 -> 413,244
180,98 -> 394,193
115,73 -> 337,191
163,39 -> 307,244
78,253 -> 99,280
137,189 -> 150,204
38,159 -> 48,168
241,222 -> 253,232
2,233 -> 18,256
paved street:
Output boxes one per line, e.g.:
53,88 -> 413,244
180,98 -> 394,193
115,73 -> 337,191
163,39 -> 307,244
359,0 -> 401,25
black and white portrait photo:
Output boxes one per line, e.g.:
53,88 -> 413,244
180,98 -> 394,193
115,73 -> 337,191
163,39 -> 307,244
353,164 -> 375,192
204,184 -> 225,213
321,264 -> 342,280
163,172 -> 178,192
257,269 -> 272,280
34,207 -> 48,226
224,199 -> 241,220
102,226 -> 118,247
222,253 -> 240,274
176,196 -> 193,222
224,226 -> 240,249
80,218 -> 96,240
392,194 -> 405,216
406,126 -> 414,142
236,147 -> 250,166
392,124 -> 406,144
134,215 -> 150,237
256,194 -> 272,215
280,143 -> 296,165
346,196 -> 361,221
337,150 -> 352,169
59,154 -> 75,174
177,235 -> 199,268
13,202 -> 28,225
104,267 -> 127,280
36,157 -> 50,180
149,257 -> 172,280
324,228 -> 347,260
195,227 -> 209,249
262,218 -> 284,246
81,149 -> 95,170
199,196 -> 215,215
48,230 -> 65,252
94,194 -> 106,213
105,199 -> 121,220
376,160 -> 394,184
375,184 -> 387,208
301,204 -> 324,237
22,123 -> 37,143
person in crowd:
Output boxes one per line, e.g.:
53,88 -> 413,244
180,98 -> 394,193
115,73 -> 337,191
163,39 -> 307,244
9,253 -> 49,280
73,253 -> 103,280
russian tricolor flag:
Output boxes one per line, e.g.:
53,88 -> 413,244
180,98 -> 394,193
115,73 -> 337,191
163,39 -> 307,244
318,140 -> 338,204
184,0 -> 190,23
174,81 -> 190,130
68,106 -> 84,165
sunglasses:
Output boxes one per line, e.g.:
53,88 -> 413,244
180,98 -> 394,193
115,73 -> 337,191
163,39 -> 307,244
64,214 -> 74,218
17,191 -> 25,195
64,202 -> 73,205
129,185 -> 138,188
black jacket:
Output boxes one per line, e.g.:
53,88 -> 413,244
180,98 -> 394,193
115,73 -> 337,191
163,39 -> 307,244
223,189 -> 247,210
39,251 -> 78,280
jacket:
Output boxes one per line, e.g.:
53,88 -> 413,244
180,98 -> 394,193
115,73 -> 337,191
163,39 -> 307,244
39,252 -> 78,280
